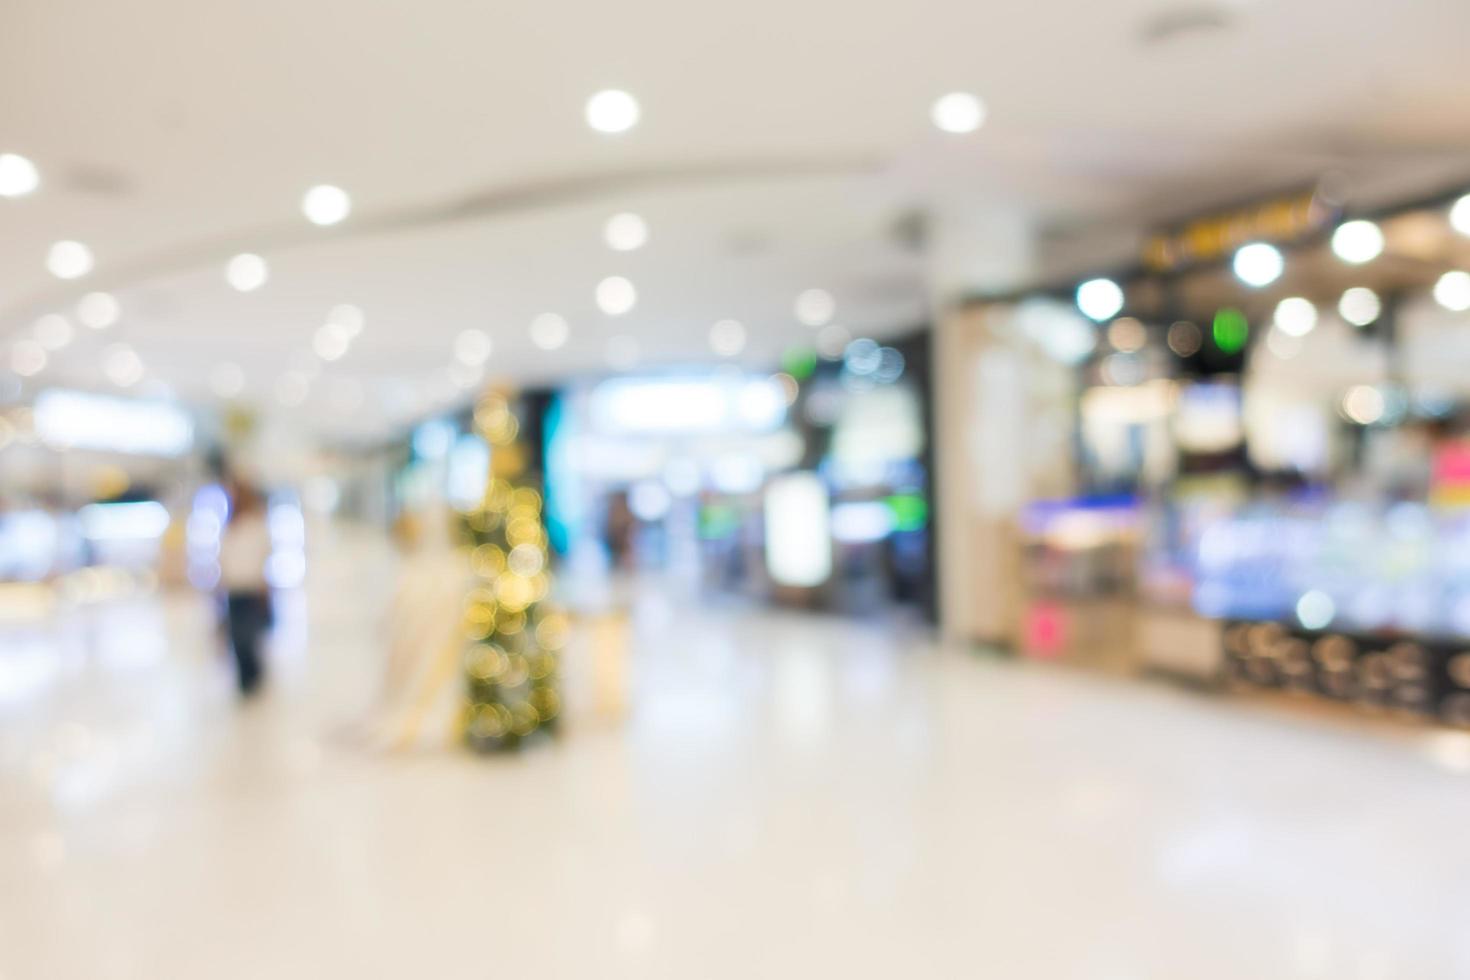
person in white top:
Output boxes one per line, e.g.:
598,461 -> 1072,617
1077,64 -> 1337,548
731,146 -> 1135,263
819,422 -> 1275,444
219,479 -> 273,696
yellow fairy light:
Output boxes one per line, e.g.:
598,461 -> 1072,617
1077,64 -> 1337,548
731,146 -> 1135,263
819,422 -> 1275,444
470,703 -> 509,738
463,604 -> 497,639
502,655 -> 530,688
494,572 -> 534,611
471,544 -> 507,577
530,687 -> 560,721
507,543 -> 544,577
527,652 -> 555,681
509,701 -> 540,737
535,612 -> 570,651
483,479 -> 514,514
528,572 -> 550,602
496,608 -> 527,636
506,517 -> 542,547
466,508 -> 502,533
465,643 -> 508,681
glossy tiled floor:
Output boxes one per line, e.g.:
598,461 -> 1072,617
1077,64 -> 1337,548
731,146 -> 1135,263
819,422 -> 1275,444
4,530 -> 1470,979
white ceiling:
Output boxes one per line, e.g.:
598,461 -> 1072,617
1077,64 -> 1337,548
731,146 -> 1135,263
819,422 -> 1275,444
4,0 -> 1470,436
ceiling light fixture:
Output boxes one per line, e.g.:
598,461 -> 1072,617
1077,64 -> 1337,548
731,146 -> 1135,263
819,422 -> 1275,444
103,344 -> 144,387
529,313 -> 569,351
930,92 -> 987,134
596,276 -> 637,316
604,212 -> 648,251
302,184 -> 351,226
327,303 -> 365,338
0,153 -> 39,197
313,323 -> 351,361
586,90 -> 640,134
1330,220 -> 1384,264
1232,242 -> 1284,287
454,328 -> 493,366
1451,194 -> 1470,237
76,292 -> 119,330
1338,287 -> 1381,327
794,288 -> 835,327
1273,296 -> 1318,337
11,339 -> 47,377
47,240 -> 93,279
225,253 -> 269,292
33,314 -> 74,351
1434,271 -> 1470,312
1076,278 -> 1124,321
709,319 -> 746,358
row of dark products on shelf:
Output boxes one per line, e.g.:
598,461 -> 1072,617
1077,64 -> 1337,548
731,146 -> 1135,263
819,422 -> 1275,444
1221,620 -> 1470,727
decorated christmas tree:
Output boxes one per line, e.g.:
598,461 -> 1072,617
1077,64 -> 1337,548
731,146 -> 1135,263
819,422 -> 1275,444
459,389 -> 568,752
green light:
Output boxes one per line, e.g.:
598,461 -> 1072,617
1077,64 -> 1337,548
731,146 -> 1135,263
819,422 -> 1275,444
698,503 -> 741,540
1212,308 -> 1248,354
781,347 -> 818,381
885,493 -> 928,532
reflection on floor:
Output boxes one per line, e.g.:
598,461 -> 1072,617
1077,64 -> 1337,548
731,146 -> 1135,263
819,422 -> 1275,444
3,529 -> 1470,979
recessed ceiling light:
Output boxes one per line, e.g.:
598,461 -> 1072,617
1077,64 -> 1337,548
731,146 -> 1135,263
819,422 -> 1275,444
1076,278 -> 1124,321
302,184 -> 351,226
1273,297 -> 1318,337
1434,271 -> 1470,312
794,288 -> 835,327
1340,386 -> 1385,427
313,323 -> 350,361
327,303 -> 365,338
449,360 -> 484,390
76,292 -> 119,330
1330,220 -> 1384,264
586,90 -> 640,134
276,372 -> 310,406
454,328 -> 493,366
930,92 -> 986,134
0,153 -> 39,197
1232,242 -> 1284,287
103,343 -> 144,387
210,362 -> 245,399
606,335 -> 639,370
1338,286 -> 1381,327
225,253 -> 269,292
709,319 -> 746,357
47,240 -> 93,279
1106,317 -> 1146,352
604,212 -> 648,251
596,276 -> 637,316
1451,194 -> 1470,237
11,339 -> 47,377
33,314 -> 73,351
529,313 -> 569,351
816,323 -> 851,359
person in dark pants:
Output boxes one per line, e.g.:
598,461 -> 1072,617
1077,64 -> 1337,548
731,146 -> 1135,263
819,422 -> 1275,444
219,479 -> 273,696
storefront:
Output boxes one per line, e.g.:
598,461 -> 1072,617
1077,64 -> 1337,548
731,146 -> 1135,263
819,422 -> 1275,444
946,182 -> 1470,727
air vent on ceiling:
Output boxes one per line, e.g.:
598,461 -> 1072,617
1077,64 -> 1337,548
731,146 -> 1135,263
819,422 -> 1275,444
63,165 -> 136,198
1139,4 -> 1233,45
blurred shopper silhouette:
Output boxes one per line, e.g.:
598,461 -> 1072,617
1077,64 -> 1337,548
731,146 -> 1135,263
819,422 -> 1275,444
219,478 -> 273,696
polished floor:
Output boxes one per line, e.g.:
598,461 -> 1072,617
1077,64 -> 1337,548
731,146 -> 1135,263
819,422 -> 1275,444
4,533 -> 1470,979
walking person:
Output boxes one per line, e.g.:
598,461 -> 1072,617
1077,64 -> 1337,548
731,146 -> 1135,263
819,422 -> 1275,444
219,478 -> 273,696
